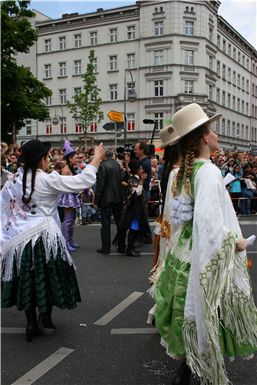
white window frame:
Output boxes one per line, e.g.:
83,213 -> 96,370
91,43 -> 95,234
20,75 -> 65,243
185,49 -> 194,65
59,89 -> 67,105
109,84 -> 118,100
44,39 -> 51,52
110,28 -> 118,43
127,113 -> 135,131
109,55 -> 118,71
25,120 -> 32,136
154,21 -> 164,36
44,64 -> 51,78
185,80 -> 193,94
59,62 -> 66,77
154,50 -> 164,66
74,60 -> 82,75
185,21 -> 194,36
127,53 -> 136,69
59,36 -> 66,50
154,112 -> 164,130
92,57 -> 97,72
216,88 -> 220,104
45,96 -> 52,106
154,80 -> 164,96
74,34 -> 81,48
208,84 -> 213,100
90,31 -> 97,45
74,87 -> 82,97
127,25 -> 136,40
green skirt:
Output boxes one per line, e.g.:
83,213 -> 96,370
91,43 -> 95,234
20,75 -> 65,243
1,238 -> 81,312
155,252 -> 256,358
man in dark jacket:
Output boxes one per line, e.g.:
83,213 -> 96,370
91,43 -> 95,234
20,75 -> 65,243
95,148 -> 123,254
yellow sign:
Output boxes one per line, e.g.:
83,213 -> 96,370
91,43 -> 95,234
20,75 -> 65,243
107,110 -> 124,123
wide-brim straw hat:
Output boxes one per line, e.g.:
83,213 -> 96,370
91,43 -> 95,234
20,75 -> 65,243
168,103 -> 222,146
159,125 -> 180,148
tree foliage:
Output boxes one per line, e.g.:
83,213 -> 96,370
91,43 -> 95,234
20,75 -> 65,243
68,50 -> 104,135
1,1 -> 52,143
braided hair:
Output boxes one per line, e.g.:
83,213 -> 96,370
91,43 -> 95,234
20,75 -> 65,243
22,156 -> 47,204
161,142 -> 181,205
174,123 -> 209,197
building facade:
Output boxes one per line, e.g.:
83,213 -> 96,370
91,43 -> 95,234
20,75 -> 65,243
17,0 -> 257,151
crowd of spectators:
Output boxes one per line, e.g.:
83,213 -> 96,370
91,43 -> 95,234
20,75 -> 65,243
1,141 -> 257,216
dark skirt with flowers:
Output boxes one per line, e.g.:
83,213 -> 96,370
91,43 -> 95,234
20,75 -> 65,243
1,238 -> 81,312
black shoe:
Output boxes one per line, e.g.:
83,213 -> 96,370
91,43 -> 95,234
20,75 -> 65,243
96,248 -> 110,255
172,361 -> 191,385
126,249 -> 140,257
117,247 -> 126,254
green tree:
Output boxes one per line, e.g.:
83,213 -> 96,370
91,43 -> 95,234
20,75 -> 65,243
68,50 -> 104,136
1,1 -> 52,143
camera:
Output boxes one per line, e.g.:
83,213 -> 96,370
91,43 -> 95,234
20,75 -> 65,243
116,144 -> 135,160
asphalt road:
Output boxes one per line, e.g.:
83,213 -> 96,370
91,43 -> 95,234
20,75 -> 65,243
2,217 -> 257,385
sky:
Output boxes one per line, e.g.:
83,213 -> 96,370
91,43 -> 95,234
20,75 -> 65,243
29,0 -> 256,48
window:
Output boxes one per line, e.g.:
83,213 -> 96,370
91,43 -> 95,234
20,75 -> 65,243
109,84 -> 118,100
216,120 -> 220,134
90,31 -> 97,45
154,21 -> 164,36
46,120 -> 52,135
246,102 -> 249,114
154,112 -> 163,130
216,61 -> 220,76
59,37 -> 66,50
237,74 -> 240,88
233,47 -> 236,59
237,98 -> 240,111
209,56 -> 214,71
246,79 -> 249,92
74,34 -> 81,48
232,122 -> 235,137
154,80 -> 164,96
185,80 -> 193,94
90,117 -> 97,133
216,88 -> 220,104
242,77 -> 245,90
232,96 -> 235,109
59,62 -> 66,77
227,120 -> 231,136
74,87 -> 82,96
246,58 -> 249,69
185,49 -> 194,65
75,122 -> 82,133
209,26 -> 213,41
74,60 -> 82,75
233,71 -> 236,85
208,84 -> 213,100
238,51 -> 241,63
45,96 -> 51,106
127,113 -> 135,131
59,89 -> 67,104
246,125 -> 248,139
127,25 -> 136,40
44,64 -> 51,78
222,39 -> 226,53
60,117 -> 66,134
242,100 -> 245,114
127,82 -> 136,94
222,91 -> 226,106
228,44 -> 231,56
25,120 -> 32,135
241,124 -> 245,139
127,53 -> 136,69
227,67 -> 231,82
242,55 -> 245,66
92,58 -> 97,72
222,64 -> 226,79
185,21 -> 194,35
227,93 -> 231,108
222,119 -> 225,135
109,55 -> 118,71
90,86 -> 97,102
154,50 -> 164,65
110,28 -> 118,43
44,39 -> 51,52
217,35 -> 220,48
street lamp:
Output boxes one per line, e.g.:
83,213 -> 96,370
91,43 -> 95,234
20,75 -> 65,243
124,69 -> 137,145
52,104 -> 64,143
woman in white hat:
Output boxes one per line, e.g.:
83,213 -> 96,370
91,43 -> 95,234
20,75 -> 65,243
154,103 -> 257,385
1,139 -> 105,342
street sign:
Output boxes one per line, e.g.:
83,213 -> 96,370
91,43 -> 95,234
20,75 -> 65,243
103,122 -> 124,131
107,110 -> 124,123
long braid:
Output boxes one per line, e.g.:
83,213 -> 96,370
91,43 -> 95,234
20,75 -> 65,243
174,157 -> 185,196
183,150 -> 195,196
22,160 -> 40,204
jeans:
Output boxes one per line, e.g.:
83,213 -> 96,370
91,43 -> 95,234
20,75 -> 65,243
100,203 -> 123,251
240,188 -> 253,215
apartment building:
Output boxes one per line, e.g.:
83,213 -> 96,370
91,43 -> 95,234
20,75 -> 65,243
17,0 -> 257,151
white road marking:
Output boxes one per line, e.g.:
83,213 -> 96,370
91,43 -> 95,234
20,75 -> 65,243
110,252 -> 154,256
247,251 -> 257,254
94,291 -> 144,326
1,327 -> 53,334
239,221 -> 257,225
111,328 -> 158,335
11,347 -> 74,385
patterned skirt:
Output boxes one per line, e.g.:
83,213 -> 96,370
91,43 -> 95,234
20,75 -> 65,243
155,252 -> 256,358
1,238 -> 81,312
58,193 -> 81,208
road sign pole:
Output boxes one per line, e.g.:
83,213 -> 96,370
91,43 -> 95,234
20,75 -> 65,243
114,122 -> 117,148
